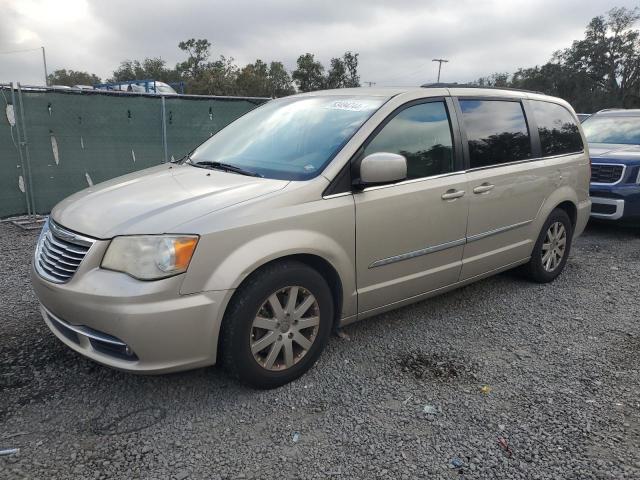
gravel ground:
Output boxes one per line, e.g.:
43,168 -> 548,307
1,220 -> 639,479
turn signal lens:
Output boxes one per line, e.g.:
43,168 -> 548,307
102,235 -> 199,280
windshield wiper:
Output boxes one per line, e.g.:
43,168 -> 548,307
188,160 -> 263,178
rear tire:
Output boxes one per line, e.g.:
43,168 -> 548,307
220,260 -> 333,389
523,208 -> 573,283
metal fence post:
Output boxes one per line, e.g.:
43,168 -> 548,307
161,96 -> 168,163
16,83 -> 37,217
9,82 -> 32,217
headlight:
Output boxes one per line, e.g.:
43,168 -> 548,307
101,235 -> 199,280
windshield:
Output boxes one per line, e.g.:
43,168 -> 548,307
582,115 -> 640,145
188,95 -> 386,180
156,84 -> 177,94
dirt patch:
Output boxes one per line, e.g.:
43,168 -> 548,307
398,351 -> 476,381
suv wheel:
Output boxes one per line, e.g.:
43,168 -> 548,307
220,260 -> 333,389
523,208 -> 573,283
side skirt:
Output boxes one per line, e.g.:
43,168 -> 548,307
339,257 -> 530,327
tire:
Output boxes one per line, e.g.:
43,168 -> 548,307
220,260 -> 334,389
523,208 -> 573,283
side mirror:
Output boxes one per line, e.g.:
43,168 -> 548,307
358,152 -> 407,186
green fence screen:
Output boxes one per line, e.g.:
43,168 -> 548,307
0,86 -> 268,218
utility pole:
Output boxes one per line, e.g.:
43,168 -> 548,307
42,46 -> 49,86
363,81 -> 376,87
432,58 -> 449,83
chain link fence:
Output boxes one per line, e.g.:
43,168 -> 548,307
0,84 -> 269,218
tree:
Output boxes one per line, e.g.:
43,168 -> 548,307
189,55 -> 239,96
341,51 -> 360,87
474,72 -> 510,88
235,60 -> 295,97
292,53 -> 325,92
236,59 -> 270,96
109,58 -> 180,83
177,38 -> 212,78
473,7 -> 640,112
560,7 -> 640,107
47,69 -> 101,86
326,57 -> 346,89
267,61 -> 296,97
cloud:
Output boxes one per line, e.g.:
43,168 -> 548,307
0,0 -> 637,86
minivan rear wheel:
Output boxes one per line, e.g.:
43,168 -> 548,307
220,260 -> 333,389
523,208 -> 573,283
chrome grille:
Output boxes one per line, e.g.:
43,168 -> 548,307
35,219 -> 95,283
591,164 -> 625,184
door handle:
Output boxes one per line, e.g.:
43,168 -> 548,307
473,183 -> 495,194
441,189 -> 465,200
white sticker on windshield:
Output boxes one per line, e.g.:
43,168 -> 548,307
326,101 -> 369,112
304,164 -> 316,171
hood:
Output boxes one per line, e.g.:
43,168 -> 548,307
589,143 -> 640,164
52,164 -> 289,238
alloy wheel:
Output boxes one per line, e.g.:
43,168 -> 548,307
541,221 -> 567,272
250,286 -> 320,371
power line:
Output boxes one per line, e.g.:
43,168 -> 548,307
0,47 -> 42,55
373,61 -> 433,86
0,46 -> 49,86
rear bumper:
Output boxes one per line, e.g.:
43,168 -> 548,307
574,199 -> 591,238
31,263 -> 233,374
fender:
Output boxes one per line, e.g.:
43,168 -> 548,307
181,228 -> 357,318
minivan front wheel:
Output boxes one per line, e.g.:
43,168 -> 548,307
220,260 -> 333,389
524,208 -> 573,283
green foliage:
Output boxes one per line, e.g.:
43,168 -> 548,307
177,38 -> 212,78
326,52 -> 360,89
293,51 -> 361,92
292,53 -> 325,92
109,58 -> 180,83
475,7 -> 640,112
189,55 -> 240,96
47,69 -> 101,86
236,60 -> 296,97
98,38 -> 360,97
267,61 -> 297,97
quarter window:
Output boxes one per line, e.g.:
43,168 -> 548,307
364,101 -> 455,179
532,101 -> 583,155
460,100 -> 532,168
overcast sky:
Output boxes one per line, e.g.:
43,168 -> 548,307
0,0 -> 638,87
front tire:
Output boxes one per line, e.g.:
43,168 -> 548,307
523,208 -> 573,283
220,260 -> 334,389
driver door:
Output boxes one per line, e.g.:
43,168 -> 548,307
354,99 -> 469,314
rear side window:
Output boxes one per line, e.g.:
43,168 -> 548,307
364,101 -> 454,179
532,101 -> 583,156
459,100 -> 532,168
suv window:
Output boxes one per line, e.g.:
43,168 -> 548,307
459,100 -> 532,168
532,101 -> 583,155
364,101 -> 454,179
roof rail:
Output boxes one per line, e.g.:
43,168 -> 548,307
421,83 -> 544,95
596,108 -> 625,113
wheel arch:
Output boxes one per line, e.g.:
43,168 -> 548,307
554,200 -> 578,229
215,253 -> 345,362
535,187 -> 579,231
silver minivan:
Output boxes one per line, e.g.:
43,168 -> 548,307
31,87 -> 591,388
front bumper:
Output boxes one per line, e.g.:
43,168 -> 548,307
590,184 -> 640,222
31,260 -> 232,374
